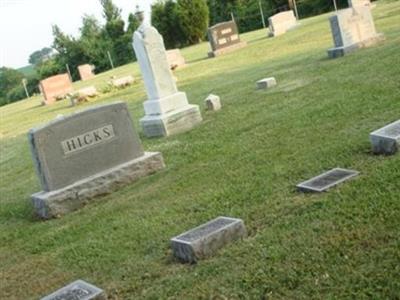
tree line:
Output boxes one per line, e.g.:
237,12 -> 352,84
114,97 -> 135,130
1,0 -> 351,106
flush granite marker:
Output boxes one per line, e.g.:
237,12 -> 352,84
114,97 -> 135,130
133,23 -> 202,137
370,120 -> 400,155
171,216 -> 247,263
41,280 -> 105,300
29,101 -> 165,219
297,168 -> 359,192
327,6 -> 384,58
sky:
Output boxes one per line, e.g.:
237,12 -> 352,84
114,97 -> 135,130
0,0 -> 154,69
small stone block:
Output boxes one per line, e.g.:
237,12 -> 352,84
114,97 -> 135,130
171,216 -> 247,263
257,77 -> 277,89
41,280 -> 106,300
370,120 -> 400,155
205,94 -> 221,111
297,168 -> 359,192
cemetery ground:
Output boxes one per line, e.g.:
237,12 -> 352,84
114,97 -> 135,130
0,1 -> 399,298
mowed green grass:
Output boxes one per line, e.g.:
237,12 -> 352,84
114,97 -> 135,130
1,1 -> 400,299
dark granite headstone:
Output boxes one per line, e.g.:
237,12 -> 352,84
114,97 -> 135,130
207,21 -> 247,57
297,168 -> 359,192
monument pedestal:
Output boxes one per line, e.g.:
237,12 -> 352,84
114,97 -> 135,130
328,33 -> 385,58
32,152 -> 165,219
141,104 -> 202,138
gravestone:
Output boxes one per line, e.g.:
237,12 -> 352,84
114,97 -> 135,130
370,120 -> 400,155
348,0 -> 374,9
327,6 -> 384,58
268,10 -> 298,37
41,280 -> 105,300
297,168 -> 359,192
133,25 -> 202,137
207,20 -> 247,58
257,77 -> 277,89
171,216 -> 247,263
111,75 -> 134,88
205,94 -> 221,111
78,64 -> 95,81
29,101 -> 165,219
166,49 -> 186,70
40,74 -> 73,105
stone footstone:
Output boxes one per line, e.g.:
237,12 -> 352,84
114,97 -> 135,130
171,216 -> 247,263
140,105 -> 202,138
257,77 -> 277,89
41,280 -> 105,300
370,120 -> 400,155
205,94 -> 221,111
297,168 -> 359,192
32,152 -> 164,219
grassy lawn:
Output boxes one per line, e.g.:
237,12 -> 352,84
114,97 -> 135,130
1,1 -> 399,299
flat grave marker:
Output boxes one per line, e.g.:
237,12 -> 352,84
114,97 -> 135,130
29,101 -> 165,219
111,75 -> 134,88
41,280 -> 105,300
370,120 -> 400,155
207,20 -> 247,57
171,216 -> 247,263
297,168 -> 359,192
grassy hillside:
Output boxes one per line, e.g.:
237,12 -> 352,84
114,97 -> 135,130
1,1 -> 399,299
17,64 -> 36,77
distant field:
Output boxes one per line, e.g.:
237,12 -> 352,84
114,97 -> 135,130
0,1 -> 399,299
17,64 -> 36,77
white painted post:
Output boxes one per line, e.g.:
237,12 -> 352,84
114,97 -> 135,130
259,1 -> 266,28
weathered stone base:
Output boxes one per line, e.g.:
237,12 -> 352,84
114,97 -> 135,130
257,77 -> 277,89
327,34 -> 385,58
370,120 -> 400,155
32,152 -> 165,219
140,105 -> 202,138
208,41 -> 247,58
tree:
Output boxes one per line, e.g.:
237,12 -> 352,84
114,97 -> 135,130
177,0 -> 209,44
28,47 -> 53,65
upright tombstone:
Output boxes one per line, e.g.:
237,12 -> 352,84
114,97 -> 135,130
348,0 -> 373,9
327,6 -> 384,58
28,102 -> 165,219
207,20 -> 247,58
40,74 -> 73,105
133,25 -> 202,137
268,10 -> 298,37
41,280 -> 105,300
78,64 -> 95,81
166,49 -> 186,70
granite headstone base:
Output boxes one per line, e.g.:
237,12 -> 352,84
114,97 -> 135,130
32,152 -> 165,219
140,105 -> 202,138
208,41 -> 247,58
370,120 -> 400,155
327,33 -> 385,58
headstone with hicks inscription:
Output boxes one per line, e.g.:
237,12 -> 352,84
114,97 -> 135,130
133,24 -> 202,137
40,74 -> 73,105
207,20 -> 247,58
327,6 -> 384,58
29,101 -> 165,219
268,10 -> 298,37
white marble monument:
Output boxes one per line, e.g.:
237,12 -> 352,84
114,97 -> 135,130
327,6 -> 384,58
133,25 -> 202,137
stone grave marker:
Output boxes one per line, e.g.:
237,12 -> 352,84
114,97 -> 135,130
268,10 -> 298,37
133,24 -> 202,137
40,74 -> 73,105
41,280 -> 105,300
207,20 -> 247,58
29,101 -> 165,219
205,94 -> 221,111
257,77 -> 277,89
171,216 -> 247,263
348,0 -> 374,9
370,120 -> 400,155
78,64 -> 95,81
327,6 -> 384,58
297,168 -> 359,192
166,49 -> 186,70
111,75 -> 134,88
